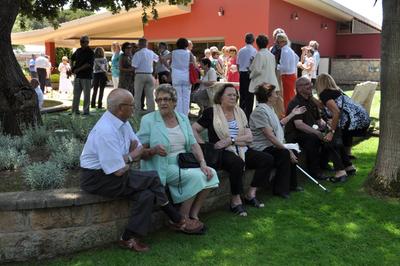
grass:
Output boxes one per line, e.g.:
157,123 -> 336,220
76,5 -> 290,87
24,137 -> 400,266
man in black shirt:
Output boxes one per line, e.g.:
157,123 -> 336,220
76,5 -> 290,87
71,35 -> 95,115
285,77 -> 328,180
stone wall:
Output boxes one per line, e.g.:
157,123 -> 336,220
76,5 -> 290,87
330,59 -> 380,86
0,172 -> 254,263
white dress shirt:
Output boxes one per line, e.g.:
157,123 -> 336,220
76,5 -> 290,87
278,45 -> 299,75
35,56 -> 51,69
132,48 -> 159,73
80,111 -> 142,174
312,51 -> 320,78
237,44 -> 257,72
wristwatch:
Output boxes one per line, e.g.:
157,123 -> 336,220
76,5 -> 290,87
231,137 -> 236,145
127,154 -> 134,164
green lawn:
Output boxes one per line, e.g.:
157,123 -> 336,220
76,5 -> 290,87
27,137 -> 399,266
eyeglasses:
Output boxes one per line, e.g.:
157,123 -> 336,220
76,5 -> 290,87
155,97 -> 173,103
120,103 -> 134,107
298,83 -> 312,88
223,93 -> 238,98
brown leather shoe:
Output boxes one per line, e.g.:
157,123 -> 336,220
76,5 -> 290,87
119,237 -> 150,252
169,218 -> 204,234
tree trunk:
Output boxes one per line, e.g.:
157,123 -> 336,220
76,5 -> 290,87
0,0 -> 41,135
370,0 -> 400,196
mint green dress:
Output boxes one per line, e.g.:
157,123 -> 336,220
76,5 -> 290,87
137,111 -> 219,203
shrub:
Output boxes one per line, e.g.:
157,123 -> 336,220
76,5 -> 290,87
48,136 -> 83,169
50,73 -> 60,84
23,161 -> 66,190
0,134 -> 18,149
0,147 -> 29,170
0,134 -> 32,152
69,115 -> 101,141
43,113 -> 101,141
22,126 -> 48,147
129,115 -> 141,131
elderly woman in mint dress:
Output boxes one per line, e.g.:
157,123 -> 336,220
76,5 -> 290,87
137,84 -> 219,232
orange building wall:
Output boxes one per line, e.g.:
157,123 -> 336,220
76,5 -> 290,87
145,0 -> 378,59
335,34 -> 381,58
268,0 -> 337,57
144,0 -> 270,48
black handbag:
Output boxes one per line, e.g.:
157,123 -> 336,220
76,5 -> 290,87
200,142 -> 222,169
177,153 -> 200,168
177,153 -> 200,194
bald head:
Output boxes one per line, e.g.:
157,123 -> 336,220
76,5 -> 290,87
107,89 -> 133,113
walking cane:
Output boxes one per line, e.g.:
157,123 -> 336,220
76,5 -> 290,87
296,165 -> 330,193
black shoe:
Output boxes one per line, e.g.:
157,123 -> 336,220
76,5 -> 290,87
329,175 -> 348,183
290,186 -> 304,192
230,204 -> 248,216
244,197 -> 265,208
346,168 -> 356,176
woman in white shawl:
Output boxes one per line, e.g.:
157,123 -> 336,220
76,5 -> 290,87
192,84 -> 274,216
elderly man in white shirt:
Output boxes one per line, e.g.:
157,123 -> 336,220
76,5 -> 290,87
132,38 -> 159,114
80,89 -> 202,253
276,33 -> 299,111
237,33 -> 257,119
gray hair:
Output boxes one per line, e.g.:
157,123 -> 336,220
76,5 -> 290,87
273,28 -> 285,39
295,76 -> 311,92
107,89 -> 133,112
276,33 -> 288,43
155,84 -> 178,102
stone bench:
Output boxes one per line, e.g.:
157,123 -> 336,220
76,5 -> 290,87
0,170 -> 258,263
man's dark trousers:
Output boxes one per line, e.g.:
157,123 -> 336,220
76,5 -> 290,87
81,168 -> 168,236
239,71 -> 253,119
